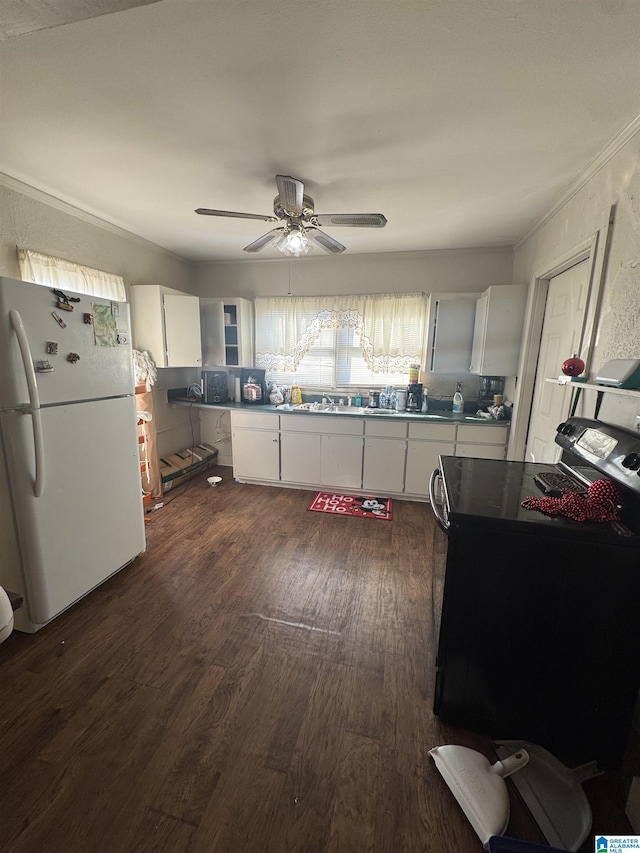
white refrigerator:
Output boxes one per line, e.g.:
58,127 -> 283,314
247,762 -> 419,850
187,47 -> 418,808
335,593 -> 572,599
0,276 -> 146,633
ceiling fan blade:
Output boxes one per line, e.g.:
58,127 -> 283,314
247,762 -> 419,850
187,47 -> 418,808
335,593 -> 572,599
275,175 -> 304,217
195,208 -> 277,222
314,213 -> 387,228
306,227 -> 346,254
243,228 -> 286,253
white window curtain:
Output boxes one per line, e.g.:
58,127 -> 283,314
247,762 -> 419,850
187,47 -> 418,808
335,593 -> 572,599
255,293 -> 426,384
18,248 -> 126,302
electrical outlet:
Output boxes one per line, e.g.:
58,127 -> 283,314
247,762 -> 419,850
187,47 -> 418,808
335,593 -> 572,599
635,415 -> 640,433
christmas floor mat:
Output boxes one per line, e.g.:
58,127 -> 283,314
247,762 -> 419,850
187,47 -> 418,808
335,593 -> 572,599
307,492 -> 393,520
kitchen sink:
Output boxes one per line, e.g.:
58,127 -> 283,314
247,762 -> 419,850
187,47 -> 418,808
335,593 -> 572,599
290,403 -> 400,415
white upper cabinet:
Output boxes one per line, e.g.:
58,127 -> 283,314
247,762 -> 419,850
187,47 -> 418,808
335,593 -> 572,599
131,285 -> 202,368
201,298 -> 254,368
426,295 -> 477,373
469,285 -> 527,376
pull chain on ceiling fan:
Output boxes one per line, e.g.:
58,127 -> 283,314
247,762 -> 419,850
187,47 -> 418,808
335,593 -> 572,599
195,174 -> 387,256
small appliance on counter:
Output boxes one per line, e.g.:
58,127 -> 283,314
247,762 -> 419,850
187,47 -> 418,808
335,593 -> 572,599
201,369 -> 228,404
478,376 -> 505,408
240,368 -> 267,404
406,382 -> 423,412
368,389 -> 380,408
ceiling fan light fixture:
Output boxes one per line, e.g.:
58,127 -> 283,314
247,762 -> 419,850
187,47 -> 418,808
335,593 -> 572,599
276,224 -> 310,257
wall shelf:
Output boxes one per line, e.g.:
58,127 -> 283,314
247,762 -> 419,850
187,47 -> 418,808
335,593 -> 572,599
546,377 -> 640,419
545,378 -> 640,398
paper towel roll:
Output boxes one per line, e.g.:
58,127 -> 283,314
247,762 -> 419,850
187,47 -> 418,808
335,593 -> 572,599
234,376 -> 241,402
0,586 -> 14,643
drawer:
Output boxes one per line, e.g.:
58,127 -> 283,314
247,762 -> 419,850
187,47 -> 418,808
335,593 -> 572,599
456,424 -> 509,445
230,411 -> 279,430
408,422 -> 457,441
456,443 -> 506,460
279,414 -> 364,435
364,420 -> 407,438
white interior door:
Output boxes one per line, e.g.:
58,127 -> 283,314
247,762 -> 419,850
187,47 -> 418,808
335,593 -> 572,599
525,261 -> 589,462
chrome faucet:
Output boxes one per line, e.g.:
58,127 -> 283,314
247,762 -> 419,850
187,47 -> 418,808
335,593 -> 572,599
325,395 -> 335,404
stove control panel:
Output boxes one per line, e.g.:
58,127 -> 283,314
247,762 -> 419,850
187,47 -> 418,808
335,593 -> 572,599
556,417 -> 640,495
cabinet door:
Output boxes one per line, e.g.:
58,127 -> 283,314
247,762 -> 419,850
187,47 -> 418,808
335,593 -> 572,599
163,294 -> 202,367
469,285 -> 527,375
405,440 -> 455,497
428,297 -> 476,373
201,298 -> 253,368
280,432 -> 321,484
232,429 -> 280,481
469,294 -> 488,374
201,299 -> 225,366
320,434 -> 362,490
363,437 -> 406,493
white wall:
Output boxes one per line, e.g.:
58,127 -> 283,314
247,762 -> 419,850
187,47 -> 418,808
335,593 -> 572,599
511,129 -> 640,434
0,179 -> 202,467
0,180 -> 195,298
192,247 -> 515,300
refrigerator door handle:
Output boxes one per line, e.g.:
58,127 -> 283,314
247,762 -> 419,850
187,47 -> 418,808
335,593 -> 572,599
9,309 -> 45,497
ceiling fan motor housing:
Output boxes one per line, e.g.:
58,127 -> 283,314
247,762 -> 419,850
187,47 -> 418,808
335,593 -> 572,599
274,193 -> 315,220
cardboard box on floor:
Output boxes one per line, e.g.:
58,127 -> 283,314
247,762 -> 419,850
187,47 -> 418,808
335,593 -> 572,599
160,443 -> 218,492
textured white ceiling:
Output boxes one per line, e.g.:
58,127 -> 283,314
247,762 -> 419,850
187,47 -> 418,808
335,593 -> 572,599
1,0 -> 640,261
0,0 -> 163,39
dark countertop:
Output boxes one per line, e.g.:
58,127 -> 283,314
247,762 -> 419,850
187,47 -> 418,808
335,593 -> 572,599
168,395 -> 510,426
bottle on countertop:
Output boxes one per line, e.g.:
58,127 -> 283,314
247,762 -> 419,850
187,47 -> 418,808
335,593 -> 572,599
452,382 -> 464,414
354,390 -> 362,407
291,384 -> 303,404
421,388 -> 428,413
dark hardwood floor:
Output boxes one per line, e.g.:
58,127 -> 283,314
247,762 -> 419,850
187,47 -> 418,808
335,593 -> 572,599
0,469 -> 637,851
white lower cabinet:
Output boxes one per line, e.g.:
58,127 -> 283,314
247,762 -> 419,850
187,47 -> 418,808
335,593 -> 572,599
280,431 -> 321,484
280,414 -> 363,490
456,424 -> 509,460
321,434 -> 363,490
404,423 -> 457,497
231,412 -> 280,482
231,410 -> 510,497
363,437 -> 406,493
363,420 -> 407,493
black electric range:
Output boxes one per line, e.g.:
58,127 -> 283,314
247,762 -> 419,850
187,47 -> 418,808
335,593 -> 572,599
429,417 -> 640,769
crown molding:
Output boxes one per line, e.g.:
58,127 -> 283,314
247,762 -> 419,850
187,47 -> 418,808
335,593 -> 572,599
515,112 -> 640,250
0,171 -> 185,260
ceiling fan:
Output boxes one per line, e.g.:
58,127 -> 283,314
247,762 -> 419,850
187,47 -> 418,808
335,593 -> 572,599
195,174 -> 387,256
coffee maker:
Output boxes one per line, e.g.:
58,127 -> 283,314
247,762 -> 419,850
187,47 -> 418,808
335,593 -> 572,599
406,383 -> 423,412
478,376 -> 504,409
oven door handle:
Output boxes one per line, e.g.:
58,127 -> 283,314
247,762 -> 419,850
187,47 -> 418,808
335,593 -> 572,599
429,468 -> 449,533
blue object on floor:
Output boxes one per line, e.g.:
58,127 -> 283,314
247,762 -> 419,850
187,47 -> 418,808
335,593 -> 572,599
488,836 -> 571,853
